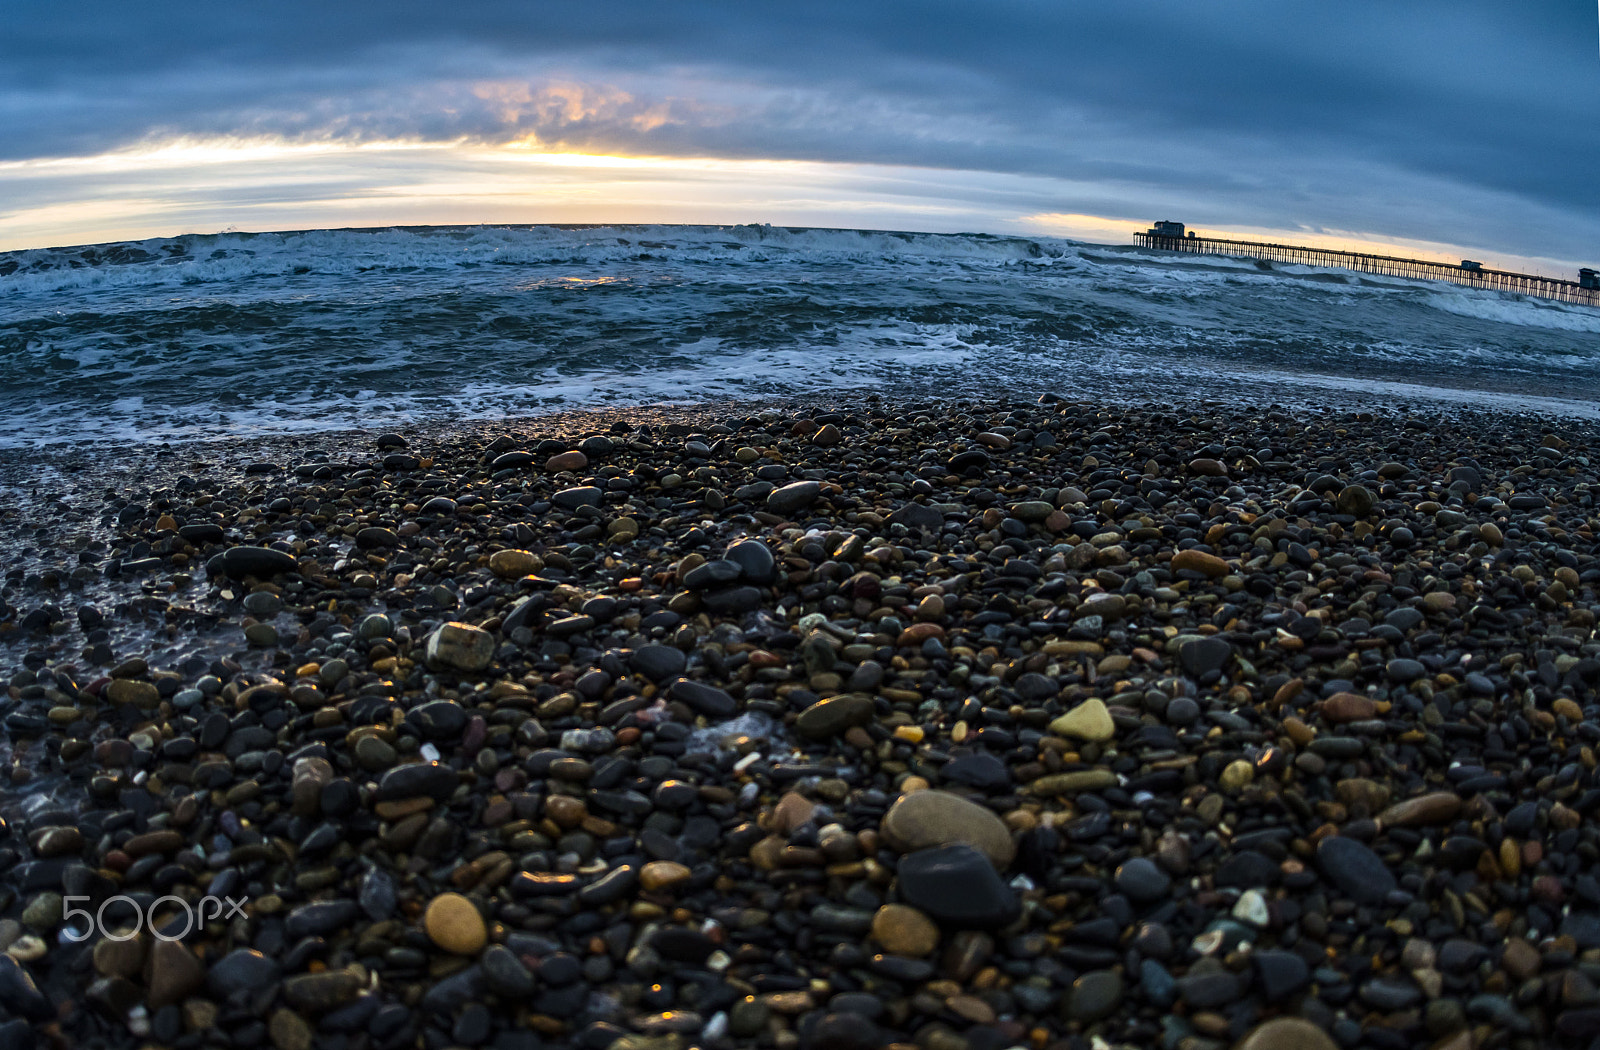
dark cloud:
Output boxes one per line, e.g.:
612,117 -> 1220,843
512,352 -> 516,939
2,1 -> 1596,260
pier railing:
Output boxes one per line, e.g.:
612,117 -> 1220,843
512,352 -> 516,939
1133,232 -> 1599,308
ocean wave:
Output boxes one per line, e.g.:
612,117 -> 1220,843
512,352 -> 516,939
1,222 -> 1597,447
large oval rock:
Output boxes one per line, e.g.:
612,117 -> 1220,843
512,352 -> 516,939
1377,792 -> 1462,828
208,546 -> 298,579
1234,1018 -> 1338,1050
667,679 -> 737,717
881,790 -> 1015,869
896,845 -> 1020,929
1316,835 -> 1396,904
425,622 -> 495,673
795,694 -> 874,740
766,481 -> 821,516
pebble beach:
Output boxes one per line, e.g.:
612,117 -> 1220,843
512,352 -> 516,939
3,393 -> 1600,1050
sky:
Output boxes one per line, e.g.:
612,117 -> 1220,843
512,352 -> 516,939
2,1 -> 1597,275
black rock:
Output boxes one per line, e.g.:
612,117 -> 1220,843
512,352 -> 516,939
207,949 -> 281,997
178,523 -> 226,545
407,700 -> 468,741
374,762 -> 460,802
889,503 -> 944,531
947,450 -> 991,475
1114,857 -> 1171,904
208,546 -> 298,579
1179,636 -> 1232,677
1360,976 -> 1422,1010
1316,835 -> 1396,904
491,451 -> 534,470
1065,970 -> 1123,1022
628,645 -> 687,682
355,526 -> 399,549
577,865 -> 638,907
726,539 -> 778,584
766,481 -> 821,515
1253,950 -> 1310,1002
702,586 -> 764,614
668,679 -> 737,717
1386,658 -> 1426,684
895,844 -> 1020,929
0,957 -> 50,1022
285,900 -> 360,940
421,965 -> 484,1014
359,868 -> 397,920
481,946 -> 536,998
803,1012 -> 882,1050
1177,970 -> 1240,1009
682,559 -> 742,589
0,1018 -> 37,1050
552,486 -> 603,509
1216,850 -> 1280,888
940,752 -> 1011,791
649,927 -> 716,963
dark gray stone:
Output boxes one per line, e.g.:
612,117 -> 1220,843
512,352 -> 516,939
1179,636 -> 1232,677
668,679 -> 737,717
629,645 -> 687,681
1316,835 -> 1396,904
1114,857 -> 1171,904
896,844 -> 1020,929
766,481 -> 821,515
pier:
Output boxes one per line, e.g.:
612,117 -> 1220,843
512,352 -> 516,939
1133,222 -> 1599,308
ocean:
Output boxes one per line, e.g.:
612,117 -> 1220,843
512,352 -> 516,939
2,222 -> 1598,450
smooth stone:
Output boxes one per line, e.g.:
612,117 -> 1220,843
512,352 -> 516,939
795,694 -> 874,740
374,762 -> 458,802
283,969 -> 365,1012
146,938 -> 205,1008
1253,950 -> 1310,1002
1386,658 -> 1426,684
766,481 -> 821,515
211,546 -> 298,579
1065,970 -> 1123,1022
425,893 -> 486,955
1179,636 -> 1232,676
359,868 -> 398,920
1316,835 -> 1396,904
481,945 -> 535,998
1049,697 -> 1115,742
489,550 -> 541,578
881,790 -> 1015,868
895,845 -> 1020,930
1171,549 -> 1228,578
1234,1018 -> 1338,1050
668,679 -> 737,717
1335,485 -> 1375,516
871,904 -> 940,957
725,539 -> 777,584
1114,857 -> 1171,904
1030,770 -> 1117,795
629,645 -> 687,681
552,486 -> 603,509
207,948 -> 281,997
1378,792 -> 1462,827
425,622 -> 495,672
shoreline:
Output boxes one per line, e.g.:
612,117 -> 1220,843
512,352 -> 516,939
3,393 -> 1600,1049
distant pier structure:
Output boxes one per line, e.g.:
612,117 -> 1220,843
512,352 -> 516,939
1134,222 -> 1599,308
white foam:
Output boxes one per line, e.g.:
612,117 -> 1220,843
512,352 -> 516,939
1424,286 -> 1600,333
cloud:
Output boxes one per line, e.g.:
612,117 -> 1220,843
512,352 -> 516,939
0,1 -> 1596,263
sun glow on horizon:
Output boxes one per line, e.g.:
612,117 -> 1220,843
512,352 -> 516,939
0,136 -> 1587,279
